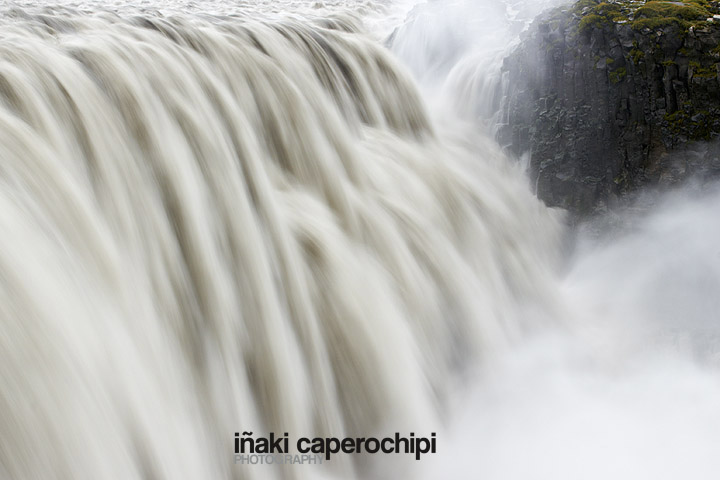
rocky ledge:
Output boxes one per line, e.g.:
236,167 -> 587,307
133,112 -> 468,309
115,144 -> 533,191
502,0 -> 720,217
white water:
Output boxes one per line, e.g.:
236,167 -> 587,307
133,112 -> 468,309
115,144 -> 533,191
420,185 -> 720,480
0,1 -> 719,479
388,0 -> 567,129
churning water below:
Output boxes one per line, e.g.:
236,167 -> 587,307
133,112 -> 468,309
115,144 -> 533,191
421,185 -> 720,480
0,1 -> 719,479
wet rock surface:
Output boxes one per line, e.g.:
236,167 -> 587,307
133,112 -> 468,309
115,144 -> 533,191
502,0 -> 720,217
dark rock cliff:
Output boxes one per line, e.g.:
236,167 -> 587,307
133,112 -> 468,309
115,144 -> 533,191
502,0 -> 720,217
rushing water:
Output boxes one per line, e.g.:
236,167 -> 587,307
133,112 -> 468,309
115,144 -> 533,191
0,1 -> 719,479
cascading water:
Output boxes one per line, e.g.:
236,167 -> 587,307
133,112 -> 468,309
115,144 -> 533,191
1,1 -> 719,479
416,184 -> 720,480
387,3 -> 720,478
0,3 -> 562,479
387,0 -> 567,130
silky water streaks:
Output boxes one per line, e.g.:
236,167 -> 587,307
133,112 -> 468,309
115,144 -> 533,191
0,6 -> 562,480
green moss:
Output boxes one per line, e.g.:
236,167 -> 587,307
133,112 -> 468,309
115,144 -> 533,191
692,63 -> 718,77
662,59 -> 677,66
572,0 -> 718,35
664,110 -> 683,122
594,2 -> 625,19
686,60 -> 716,77
664,108 -> 713,140
643,0 -> 710,17
632,16 -> 688,30
632,0 -> 710,30
579,13 -> 610,32
630,48 -> 645,64
609,67 -> 627,83
577,1 -> 628,33
572,0 -> 601,14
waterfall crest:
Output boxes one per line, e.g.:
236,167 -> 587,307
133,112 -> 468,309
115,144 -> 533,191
0,8 -> 561,479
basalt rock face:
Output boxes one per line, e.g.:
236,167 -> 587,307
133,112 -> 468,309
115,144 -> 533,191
502,0 -> 720,217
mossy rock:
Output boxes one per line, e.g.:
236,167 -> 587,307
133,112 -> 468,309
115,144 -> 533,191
664,108 -> 714,140
573,0 -> 719,34
609,66 -> 628,82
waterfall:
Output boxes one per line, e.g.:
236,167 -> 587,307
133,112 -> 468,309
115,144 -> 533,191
5,1 -> 720,479
0,6 -> 562,479
387,0 -> 569,134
